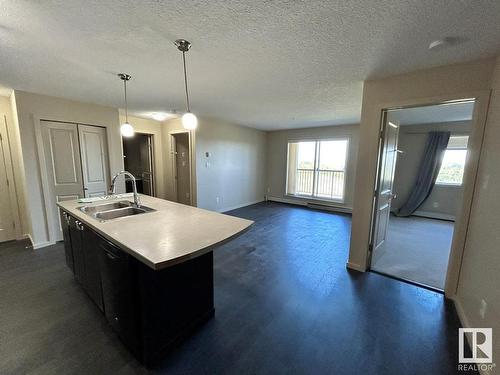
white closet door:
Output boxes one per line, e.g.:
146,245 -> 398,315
41,121 -> 84,241
0,122 -> 15,242
78,124 -> 110,197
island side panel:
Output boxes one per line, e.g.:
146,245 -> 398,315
137,251 -> 214,366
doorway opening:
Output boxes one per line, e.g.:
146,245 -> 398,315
171,132 -> 192,205
122,133 -> 155,196
369,100 -> 475,290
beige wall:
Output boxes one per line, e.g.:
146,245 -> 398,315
162,117 -> 267,212
119,115 -> 165,199
392,121 -> 471,220
455,57 -> 500,370
13,90 -> 124,247
349,56 -> 500,367
266,124 -> 359,210
348,58 -> 495,272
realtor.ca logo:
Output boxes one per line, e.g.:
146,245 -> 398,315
458,328 -> 496,372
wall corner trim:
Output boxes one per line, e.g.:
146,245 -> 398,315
346,262 -> 366,272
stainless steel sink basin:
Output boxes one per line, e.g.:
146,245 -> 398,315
94,206 -> 155,221
78,201 -> 133,214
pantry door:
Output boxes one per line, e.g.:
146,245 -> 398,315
41,121 -> 84,241
78,124 -> 110,197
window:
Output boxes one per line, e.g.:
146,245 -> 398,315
436,135 -> 469,185
286,139 -> 348,201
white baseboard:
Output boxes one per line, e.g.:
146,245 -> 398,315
451,297 -> 493,375
346,261 -> 366,272
413,210 -> 456,221
267,195 -> 352,214
33,240 -> 55,249
220,199 -> 265,213
452,296 -> 470,328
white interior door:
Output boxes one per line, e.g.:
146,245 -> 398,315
41,121 -> 84,241
78,124 -> 110,197
0,125 -> 15,242
372,117 -> 400,255
173,133 -> 191,205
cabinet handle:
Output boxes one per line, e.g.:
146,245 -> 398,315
104,250 -> 119,260
75,221 -> 84,231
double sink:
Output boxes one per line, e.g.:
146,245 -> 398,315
79,201 -> 155,221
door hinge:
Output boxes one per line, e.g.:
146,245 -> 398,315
12,221 -> 15,229
6,178 -> 9,187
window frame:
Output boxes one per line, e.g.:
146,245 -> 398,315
435,135 -> 469,187
285,137 -> 350,203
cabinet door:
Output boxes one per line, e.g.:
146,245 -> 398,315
98,237 -> 141,358
68,216 -> 85,283
81,226 -> 104,312
59,210 -> 74,272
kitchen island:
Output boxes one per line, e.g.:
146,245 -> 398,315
57,195 -> 252,366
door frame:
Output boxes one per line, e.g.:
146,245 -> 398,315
169,130 -> 196,206
0,114 -> 22,240
122,131 -> 156,197
366,93 -> 490,297
367,112 -> 400,267
34,118 -> 111,246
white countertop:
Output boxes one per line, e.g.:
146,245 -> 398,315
57,195 -> 253,270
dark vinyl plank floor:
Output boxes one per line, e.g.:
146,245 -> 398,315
0,202 -> 470,374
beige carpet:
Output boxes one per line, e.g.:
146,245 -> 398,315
371,215 -> 454,290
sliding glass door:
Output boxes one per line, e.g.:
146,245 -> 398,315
287,139 -> 348,201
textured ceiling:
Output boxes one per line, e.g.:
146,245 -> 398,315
392,102 -> 474,126
1,1 -> 500,130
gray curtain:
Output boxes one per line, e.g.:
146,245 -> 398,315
396,131 -> 450,217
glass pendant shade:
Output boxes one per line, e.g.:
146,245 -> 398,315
120,122 -> 135,137
182,112 -> 198,130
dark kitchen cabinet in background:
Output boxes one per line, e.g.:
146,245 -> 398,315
59,210 -> 74,272
66,214 -> 103,312
68,215 -> 86,284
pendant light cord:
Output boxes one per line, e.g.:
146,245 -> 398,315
123,78 -> 129,123
182,51 -> 191,113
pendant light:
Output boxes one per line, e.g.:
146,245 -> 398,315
118,73 -> 135,137
175,39 -> 198,130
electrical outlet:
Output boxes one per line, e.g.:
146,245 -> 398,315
480,299 -> 487,319
432,202 -> 439,208
267,187 -> 271,193
216,196 -> 220,205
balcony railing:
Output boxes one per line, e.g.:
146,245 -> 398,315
296,169 -> 344,200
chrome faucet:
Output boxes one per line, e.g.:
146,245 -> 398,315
110,171 -> 141,208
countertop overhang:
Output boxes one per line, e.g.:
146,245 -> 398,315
57,195 -> 253,270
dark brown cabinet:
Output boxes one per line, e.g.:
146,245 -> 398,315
68,215 -> 86,284
60,209 -> 214,367
59,210 -> 74,272
62,213 -> 103,312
